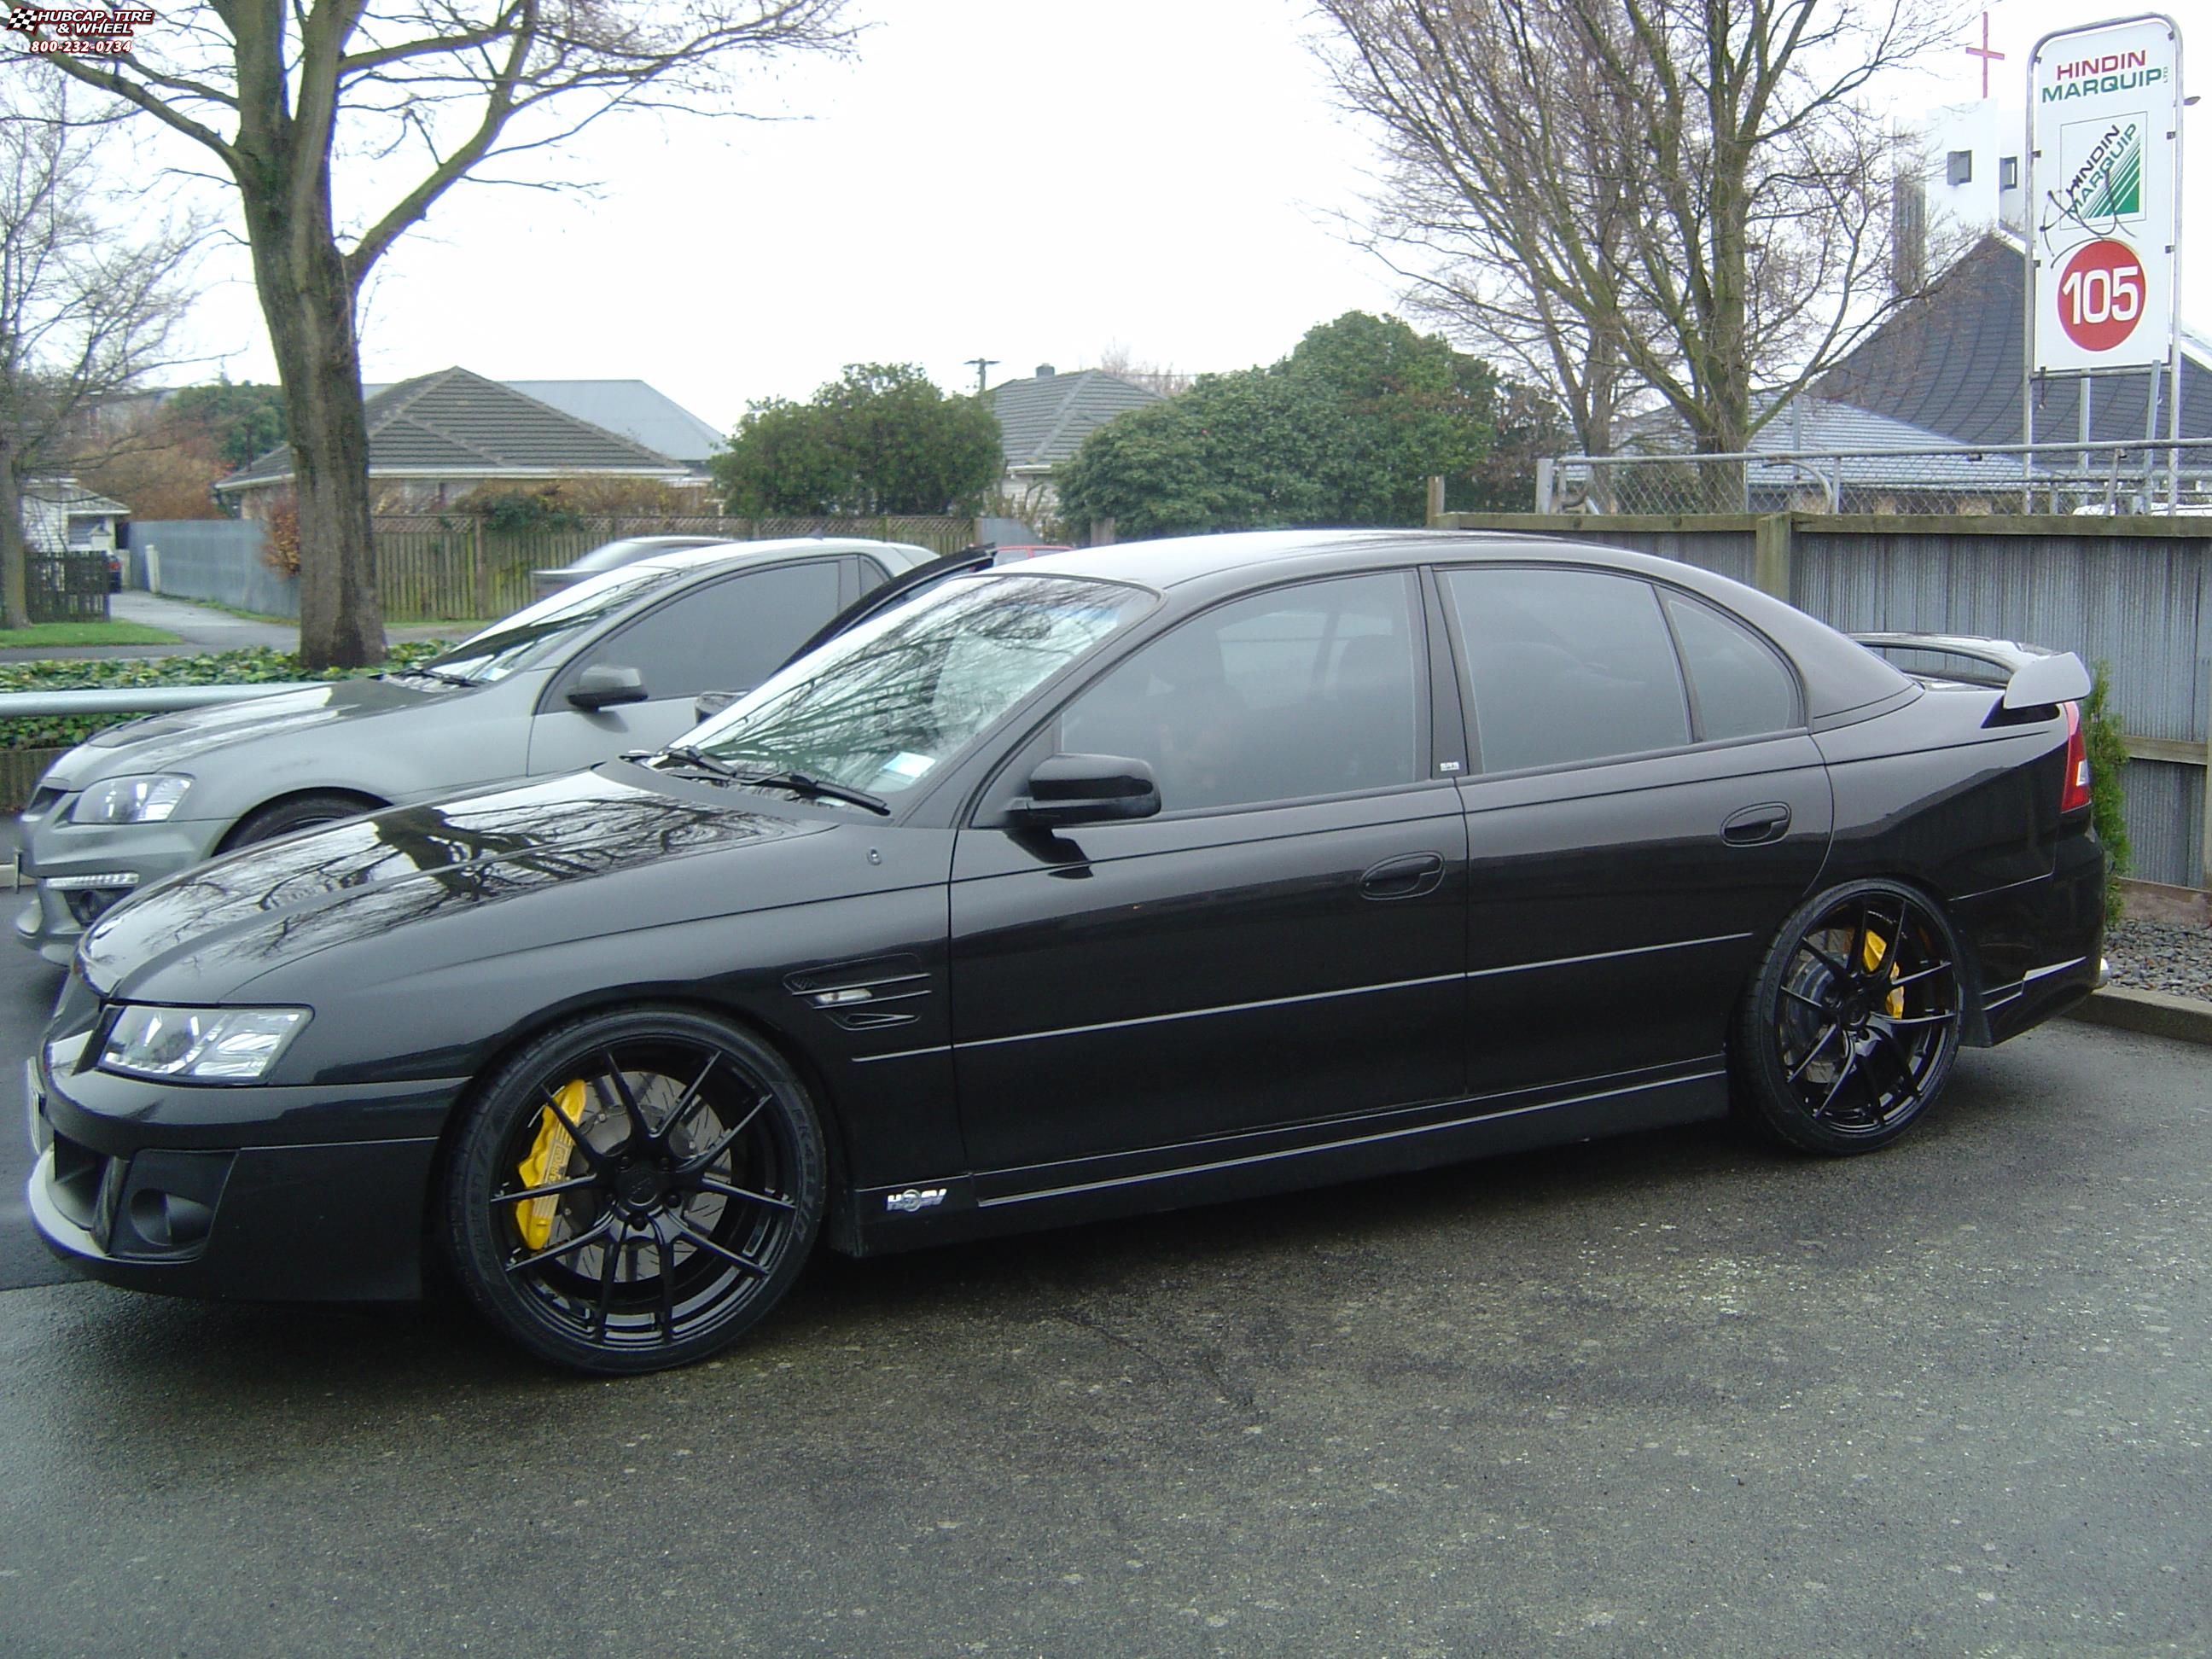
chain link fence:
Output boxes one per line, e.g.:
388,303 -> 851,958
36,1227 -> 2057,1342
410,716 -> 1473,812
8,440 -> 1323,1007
1540,440 -> 2212,516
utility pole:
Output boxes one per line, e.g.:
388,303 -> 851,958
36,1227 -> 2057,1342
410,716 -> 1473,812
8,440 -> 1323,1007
964,356 -> 999,395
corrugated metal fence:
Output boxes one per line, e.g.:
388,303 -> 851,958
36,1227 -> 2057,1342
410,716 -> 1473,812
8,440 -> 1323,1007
127,515 -> 981,622
1434,511 -> 2212,890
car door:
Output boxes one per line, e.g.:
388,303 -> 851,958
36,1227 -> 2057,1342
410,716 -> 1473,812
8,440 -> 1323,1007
949,569 -> 1468,1174
1439,564 -> 1833,1103
526,557 -> 846,775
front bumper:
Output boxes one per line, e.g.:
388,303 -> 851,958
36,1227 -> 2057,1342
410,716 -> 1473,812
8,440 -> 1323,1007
14,801 -> 224,963
26,1037 -> 463,1302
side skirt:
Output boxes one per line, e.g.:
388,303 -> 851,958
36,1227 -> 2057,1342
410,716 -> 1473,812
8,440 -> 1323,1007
841,1066 -> 1727,1257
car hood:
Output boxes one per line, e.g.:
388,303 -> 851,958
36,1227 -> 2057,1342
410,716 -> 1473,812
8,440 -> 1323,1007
45,677 -> 453,787
79,766 -> 839,1004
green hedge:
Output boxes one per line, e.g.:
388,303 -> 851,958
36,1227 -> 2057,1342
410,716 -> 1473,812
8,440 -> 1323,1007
0,641 -> 452,753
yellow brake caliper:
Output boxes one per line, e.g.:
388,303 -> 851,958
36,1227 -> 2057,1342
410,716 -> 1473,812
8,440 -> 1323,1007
1861,931 -> 1906,1018
515,1080 -> 589,1251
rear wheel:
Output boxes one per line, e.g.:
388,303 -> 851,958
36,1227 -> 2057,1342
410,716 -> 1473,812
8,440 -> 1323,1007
1734,880 -> 1963,1155
441,1008 -> 825,1374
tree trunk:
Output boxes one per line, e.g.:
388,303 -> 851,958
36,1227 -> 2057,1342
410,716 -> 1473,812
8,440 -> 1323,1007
235,138 -> 385,668
0,456 -> 31,632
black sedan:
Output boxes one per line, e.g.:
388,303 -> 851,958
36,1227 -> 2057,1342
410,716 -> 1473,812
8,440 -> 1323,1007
26,531 -> 2105,1373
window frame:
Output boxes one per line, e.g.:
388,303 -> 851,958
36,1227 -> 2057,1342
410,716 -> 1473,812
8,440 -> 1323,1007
970,568 -> 1447,825
1436,562 -> 1807,779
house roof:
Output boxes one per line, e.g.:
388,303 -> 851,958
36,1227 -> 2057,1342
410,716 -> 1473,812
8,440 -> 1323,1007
991,369 -> 1162,470
23,479 -> 131,515
1815,234 -> 2212,447
220,367 -> 681,492
359,378 -> 724,466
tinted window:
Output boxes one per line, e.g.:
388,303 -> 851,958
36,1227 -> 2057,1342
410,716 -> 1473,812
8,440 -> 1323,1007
1663,594 -> 1801,740
581,561 -> 843,701
1060,573 -> 1423,812
1446,567 -> 1691,771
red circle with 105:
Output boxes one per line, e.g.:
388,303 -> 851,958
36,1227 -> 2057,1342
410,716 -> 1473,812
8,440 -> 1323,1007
2056,238 -> 2147,354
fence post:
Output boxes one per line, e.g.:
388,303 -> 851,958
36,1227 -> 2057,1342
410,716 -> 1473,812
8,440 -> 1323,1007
1426,476 -> 1447,526
1752,513 -> 1793,602
1534,458 -> 1555,514
471,520 -> 493,620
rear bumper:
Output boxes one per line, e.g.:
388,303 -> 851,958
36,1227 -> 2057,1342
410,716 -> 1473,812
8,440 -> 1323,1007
1959,832 -> 2107,1046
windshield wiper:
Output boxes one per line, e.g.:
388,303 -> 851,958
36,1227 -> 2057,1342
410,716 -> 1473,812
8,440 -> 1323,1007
386,664 -> 473,687
653,742 -> 742,780
728,767 -> 892,817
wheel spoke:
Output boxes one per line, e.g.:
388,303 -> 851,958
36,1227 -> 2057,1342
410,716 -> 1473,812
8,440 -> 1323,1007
694,1177 -> 795,1213
1812,1044 -> 1862,1121
489,1173 -> 602,1207
1866,900 -> 1906,982
537,1085 -> 609,1170
1891,960 -> 1953,989
589,1220 -> 623,1341
504,1212 -> 617,1274
655,1053 -> 722,1150
1801,940 -> 1850,981
679,1092 -> 770,1174
650,1216 -> 679,1346
1780,984 -> 1830,1015
591,1062 -> 648,1154
1787,1020 -> 1842,1084
1870,1025 -> 1925,1109
672,1218 -> 769,1277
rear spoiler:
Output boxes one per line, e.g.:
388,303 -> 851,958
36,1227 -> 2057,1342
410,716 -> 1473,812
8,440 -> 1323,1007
1850,632 -> 2092,712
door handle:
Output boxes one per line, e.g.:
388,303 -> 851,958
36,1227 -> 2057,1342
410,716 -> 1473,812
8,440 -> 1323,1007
1360,851 -> 1446,900
1720,803 -> 1792,846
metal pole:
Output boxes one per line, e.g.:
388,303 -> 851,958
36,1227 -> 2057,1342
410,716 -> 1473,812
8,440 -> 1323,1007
2169,20 -> 2187,511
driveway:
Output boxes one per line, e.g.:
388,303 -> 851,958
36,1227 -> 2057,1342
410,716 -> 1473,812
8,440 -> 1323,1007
1,1002 -> 2206,1656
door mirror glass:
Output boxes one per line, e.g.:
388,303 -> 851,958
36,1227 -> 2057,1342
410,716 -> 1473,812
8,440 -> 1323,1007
568,664 -> 649,711
1009,753 -> 1161,826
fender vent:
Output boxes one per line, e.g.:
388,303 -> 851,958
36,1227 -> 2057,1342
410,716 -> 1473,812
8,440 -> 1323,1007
785,954 -> 931,1031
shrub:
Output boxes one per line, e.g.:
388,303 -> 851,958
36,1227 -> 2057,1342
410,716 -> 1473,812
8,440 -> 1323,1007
0,641 -> 452,753
2083,665 -> 2131,923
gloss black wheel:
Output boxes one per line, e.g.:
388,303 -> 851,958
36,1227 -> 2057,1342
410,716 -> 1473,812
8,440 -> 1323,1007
222,790 -> 381,851
1735,880 -> 1963,1155
442,1008 -> 825,1374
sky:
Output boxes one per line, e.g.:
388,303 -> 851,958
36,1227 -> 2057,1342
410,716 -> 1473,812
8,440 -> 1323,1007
85,0 -> 2212,439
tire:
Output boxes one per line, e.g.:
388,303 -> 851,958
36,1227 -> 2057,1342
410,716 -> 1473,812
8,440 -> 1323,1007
440,1007 -> 826,1375
1732,879 -> 1964,1155
222,791 -> 381,851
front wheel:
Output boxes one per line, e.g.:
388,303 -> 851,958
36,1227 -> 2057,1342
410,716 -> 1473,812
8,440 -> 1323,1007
441,1008 -> 826,1374
1733,880 -> 1964,1155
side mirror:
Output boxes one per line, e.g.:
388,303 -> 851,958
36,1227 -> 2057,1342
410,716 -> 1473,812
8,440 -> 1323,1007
1007,753 -> 1161,827
568,664 -> 649,712
694,688 -> 748,724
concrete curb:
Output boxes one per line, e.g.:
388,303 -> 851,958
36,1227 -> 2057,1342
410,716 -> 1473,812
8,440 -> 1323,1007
2064,986 -> 2212,1045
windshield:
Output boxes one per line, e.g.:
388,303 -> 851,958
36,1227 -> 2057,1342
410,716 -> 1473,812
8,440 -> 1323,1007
681,571 -> 1152,801
422,563 -> 688,684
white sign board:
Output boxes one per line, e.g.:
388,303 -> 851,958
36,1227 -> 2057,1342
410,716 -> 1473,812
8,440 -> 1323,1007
2029,15 -> 2182,374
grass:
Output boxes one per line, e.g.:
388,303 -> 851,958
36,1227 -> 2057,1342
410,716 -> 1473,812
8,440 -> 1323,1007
0,620 -> 182,648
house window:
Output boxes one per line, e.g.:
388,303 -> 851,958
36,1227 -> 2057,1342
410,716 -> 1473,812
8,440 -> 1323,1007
1947,150 -> 1973,187
2000,156 -> 2018,189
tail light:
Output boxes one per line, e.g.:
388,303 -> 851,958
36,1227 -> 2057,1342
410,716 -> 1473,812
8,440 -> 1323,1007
2058,700 -> 2092,813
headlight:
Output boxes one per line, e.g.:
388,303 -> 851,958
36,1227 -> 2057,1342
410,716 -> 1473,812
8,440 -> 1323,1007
67,774 -> 191,824
99,1004 -> 310,1083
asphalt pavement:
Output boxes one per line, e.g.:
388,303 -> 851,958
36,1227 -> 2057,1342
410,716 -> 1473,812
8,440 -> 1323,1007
1,905 -> 2206,1656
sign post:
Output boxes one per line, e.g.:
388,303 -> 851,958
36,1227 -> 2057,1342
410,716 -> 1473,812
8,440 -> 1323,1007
2025,14 -> 2184,506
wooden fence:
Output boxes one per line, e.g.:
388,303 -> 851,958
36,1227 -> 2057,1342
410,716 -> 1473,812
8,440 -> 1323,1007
28,553 -> 111,624
370,515 -> 977,621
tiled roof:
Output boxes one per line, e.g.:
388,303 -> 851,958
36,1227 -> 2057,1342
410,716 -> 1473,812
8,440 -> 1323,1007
481,380 -> 722,465
220,367 -> 679,491
991,370 -> 1162,469
23,479 -> 131,515
1815,235 -> 2212,446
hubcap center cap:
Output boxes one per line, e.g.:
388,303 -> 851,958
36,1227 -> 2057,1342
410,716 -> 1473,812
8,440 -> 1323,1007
618,1165 -> 666,1208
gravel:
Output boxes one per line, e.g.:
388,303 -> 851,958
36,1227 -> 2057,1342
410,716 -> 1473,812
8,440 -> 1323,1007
2104,918 -> 2212,1004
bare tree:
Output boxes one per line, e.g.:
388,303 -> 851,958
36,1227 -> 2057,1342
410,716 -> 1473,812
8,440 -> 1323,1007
1314,0 -> 1952,483
37,0 -> 853,666
0,76 -> 204,630
1096,342 -> 1196,397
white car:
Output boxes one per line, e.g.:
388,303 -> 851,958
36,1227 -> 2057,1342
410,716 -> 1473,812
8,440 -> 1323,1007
15,537 -> 934,962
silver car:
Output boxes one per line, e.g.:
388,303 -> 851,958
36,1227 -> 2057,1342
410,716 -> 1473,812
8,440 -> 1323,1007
15,536 -> 934,962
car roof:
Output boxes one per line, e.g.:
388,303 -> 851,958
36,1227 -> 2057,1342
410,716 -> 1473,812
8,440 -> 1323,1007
627,538 -> 937,577
1012,528 -> 1909,725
